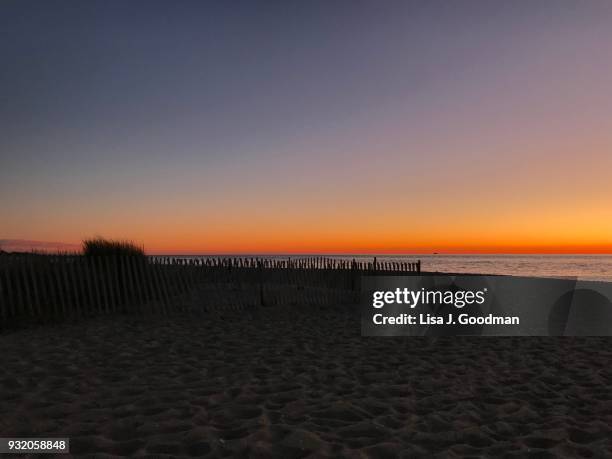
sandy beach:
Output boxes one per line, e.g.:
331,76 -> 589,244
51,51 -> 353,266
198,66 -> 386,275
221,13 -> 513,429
1,304 -> 611,458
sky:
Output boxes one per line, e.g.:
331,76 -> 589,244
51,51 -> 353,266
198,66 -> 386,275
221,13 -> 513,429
2,0 -> 612,254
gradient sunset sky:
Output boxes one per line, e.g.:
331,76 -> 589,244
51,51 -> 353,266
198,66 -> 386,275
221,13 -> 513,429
2,0 -> 612,254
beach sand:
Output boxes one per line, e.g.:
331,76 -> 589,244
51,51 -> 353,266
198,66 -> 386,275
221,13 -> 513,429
1,305 -> 612,458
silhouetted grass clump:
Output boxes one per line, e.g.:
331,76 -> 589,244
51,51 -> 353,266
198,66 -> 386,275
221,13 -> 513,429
83,237 -> 145,257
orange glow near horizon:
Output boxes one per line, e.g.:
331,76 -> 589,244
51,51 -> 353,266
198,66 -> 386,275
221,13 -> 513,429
140,236 -> 612,256
5,232 -> 612,255
5,232 -> 612,256
144,245 -> 612,256
5,167 -> 612,255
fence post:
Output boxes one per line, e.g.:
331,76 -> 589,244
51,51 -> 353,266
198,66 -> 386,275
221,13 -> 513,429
0,263 -> 6,324
13,258 -> 25,319
258,259 -> 265,307
91,257 -> 105,314
114,255 -> 126,312
138,257 -> 154,313
3,261 -> 15,320
59,257 -> 75,317
103,256 -> 116,314
43,258 -> 58,319
152,259 -> 170,314
17,258 -> 33,318
129,256 -> 145,313
27,256 -> 42,319
123,256 -> 137,312
68,257 -> 81,318
97,257 -> 111,314
54,258 -> 69,318
159,262 -> 174,312
141,259 -> 156,313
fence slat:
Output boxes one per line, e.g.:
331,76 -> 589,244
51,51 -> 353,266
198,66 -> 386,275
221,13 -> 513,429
3,259 -> 16,319
152,260 -> 170,314
95,257 -> 110,314
59,257 -> 74,318
103,256 -> 116,314
27,257 -> 42,319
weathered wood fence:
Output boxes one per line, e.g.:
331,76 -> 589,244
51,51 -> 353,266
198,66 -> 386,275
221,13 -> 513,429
0,254 -> 420,328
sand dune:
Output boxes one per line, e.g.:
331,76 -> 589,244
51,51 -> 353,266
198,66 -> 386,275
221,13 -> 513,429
1,305 -> 612,457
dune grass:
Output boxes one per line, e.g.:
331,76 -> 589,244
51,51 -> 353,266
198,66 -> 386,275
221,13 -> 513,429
83,237 -> 145,257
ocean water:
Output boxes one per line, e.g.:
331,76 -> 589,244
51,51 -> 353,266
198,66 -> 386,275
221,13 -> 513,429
173,254 -> 612,282
346,254 -> 612,282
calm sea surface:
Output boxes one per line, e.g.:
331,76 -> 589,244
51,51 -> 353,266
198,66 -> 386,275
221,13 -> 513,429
173,254 -> 612,282
365,255 -> 612,282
